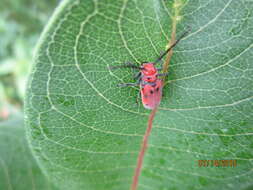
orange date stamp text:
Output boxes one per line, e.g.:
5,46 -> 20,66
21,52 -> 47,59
198,160 -> 237,167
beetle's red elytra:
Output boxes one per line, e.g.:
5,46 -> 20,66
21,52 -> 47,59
140,64 -> 163,109
109,28 -> 190,110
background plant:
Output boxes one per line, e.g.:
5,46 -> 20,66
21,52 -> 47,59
0,0 -> 58,189
1,0 -> 253,190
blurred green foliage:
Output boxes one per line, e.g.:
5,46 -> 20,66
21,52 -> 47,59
0,0 -> 58,120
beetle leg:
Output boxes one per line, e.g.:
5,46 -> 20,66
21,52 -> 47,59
135,90 -> 141,106
108,62 -> 141,70
133,72 -> 141,80
117,82 -> 139,87
157,73 -> 168,77
124,62 -> 139,68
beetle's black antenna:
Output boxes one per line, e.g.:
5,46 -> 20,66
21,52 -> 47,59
154,27 -> 191,64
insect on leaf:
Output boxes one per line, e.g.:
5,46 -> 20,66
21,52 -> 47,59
25,0 -> 253,189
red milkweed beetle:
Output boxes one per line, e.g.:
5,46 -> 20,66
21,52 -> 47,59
110,29 -> 190,109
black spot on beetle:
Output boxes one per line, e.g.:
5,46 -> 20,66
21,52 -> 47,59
150,90 -> 154,94
156,87 -> 159,91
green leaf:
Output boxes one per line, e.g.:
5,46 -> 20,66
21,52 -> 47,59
25,0 -> 253,189
0,116 -> 57,190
